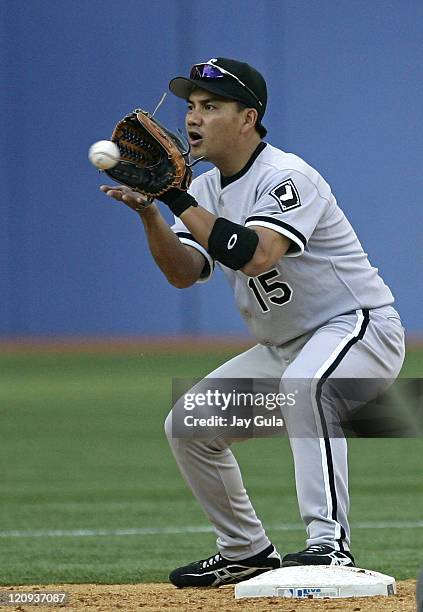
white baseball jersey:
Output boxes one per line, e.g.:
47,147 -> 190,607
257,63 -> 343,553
172,143 -> 394,345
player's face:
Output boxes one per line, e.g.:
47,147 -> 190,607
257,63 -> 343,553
185,90 -> 247,164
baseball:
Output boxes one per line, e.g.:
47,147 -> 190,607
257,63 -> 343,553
88,140 -> 120,170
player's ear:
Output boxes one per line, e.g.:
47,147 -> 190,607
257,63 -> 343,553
241,107 -> 259,134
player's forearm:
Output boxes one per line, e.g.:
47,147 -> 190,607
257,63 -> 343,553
138,206 -> 201,287
180,204 -> 290,276
179,206 -> 217,249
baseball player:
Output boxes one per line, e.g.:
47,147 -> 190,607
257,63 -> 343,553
100,57 -> 405,587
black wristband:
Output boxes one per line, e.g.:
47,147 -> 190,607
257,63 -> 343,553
159,188 -> 198,216
208,217 -> 259,270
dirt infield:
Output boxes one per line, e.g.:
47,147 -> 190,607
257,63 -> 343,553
1,334 -> 422,354
0,580 -> 416,611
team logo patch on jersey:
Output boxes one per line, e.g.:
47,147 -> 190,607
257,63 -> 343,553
270,179 -> 301,212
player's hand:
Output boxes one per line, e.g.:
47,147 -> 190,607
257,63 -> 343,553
100,184 -> 154,213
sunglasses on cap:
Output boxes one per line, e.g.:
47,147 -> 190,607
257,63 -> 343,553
189,62 -> 263,108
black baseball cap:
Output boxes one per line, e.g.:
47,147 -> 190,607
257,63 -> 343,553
169,57 -> 267,122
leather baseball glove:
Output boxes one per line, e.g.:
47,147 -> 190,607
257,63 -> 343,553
105,109 -> 192,199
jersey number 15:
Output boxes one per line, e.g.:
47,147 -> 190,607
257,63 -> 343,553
247,269 -> 292,313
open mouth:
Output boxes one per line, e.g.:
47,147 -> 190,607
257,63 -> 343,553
188,131 -> 203,146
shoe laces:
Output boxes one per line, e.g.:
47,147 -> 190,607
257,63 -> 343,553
305,544 -> 330,553
201,553 -> 222,569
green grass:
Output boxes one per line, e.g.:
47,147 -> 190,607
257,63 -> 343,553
0,346 -> 421,584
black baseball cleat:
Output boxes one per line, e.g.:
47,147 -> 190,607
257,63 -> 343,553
169,544 -> 281,587
282,544 -> 355,567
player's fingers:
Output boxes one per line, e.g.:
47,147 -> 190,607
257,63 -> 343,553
100,184 -> 128,194
105,191 -> 123,201
100,185 -> 148,207
122,194 -> 151,210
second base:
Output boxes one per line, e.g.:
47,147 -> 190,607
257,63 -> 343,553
234,565 -> 396,599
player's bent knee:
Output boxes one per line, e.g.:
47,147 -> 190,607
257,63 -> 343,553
164,410 -> 174,441
164,403 -> 194,449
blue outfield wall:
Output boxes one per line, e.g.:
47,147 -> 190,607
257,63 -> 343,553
1,0 -> 422,337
